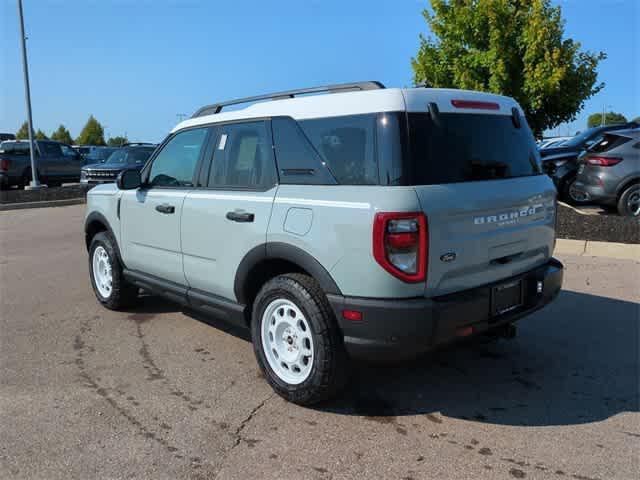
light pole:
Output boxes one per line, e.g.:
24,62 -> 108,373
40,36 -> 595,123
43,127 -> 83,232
601,104 -> 613,126
17,0 -> 42,189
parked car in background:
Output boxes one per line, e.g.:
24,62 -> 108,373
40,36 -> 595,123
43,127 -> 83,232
570,128 -> 640,216
537,136 -> 572,150
0,133 -> 16,142
540,122 -> 638,201
0,139 -> 83,188
80,143 -> 156,185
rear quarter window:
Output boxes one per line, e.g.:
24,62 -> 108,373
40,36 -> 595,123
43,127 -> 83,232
298,114 -> 378,185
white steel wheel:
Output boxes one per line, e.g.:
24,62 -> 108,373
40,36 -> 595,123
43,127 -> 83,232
92,245 -> 113,298
261,298 -> 314,385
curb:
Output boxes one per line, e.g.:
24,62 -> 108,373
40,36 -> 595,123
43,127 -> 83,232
556,238 -> 639,261
0,197 -> 85,211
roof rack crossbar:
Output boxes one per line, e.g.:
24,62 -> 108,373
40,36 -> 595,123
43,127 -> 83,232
191,81 -> 385,118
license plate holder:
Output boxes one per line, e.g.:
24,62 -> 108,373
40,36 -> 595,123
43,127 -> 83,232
491,280 -> 523,316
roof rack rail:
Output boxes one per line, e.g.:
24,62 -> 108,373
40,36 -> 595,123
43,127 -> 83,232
191,81 -> 385,118
122,142 -> 155,147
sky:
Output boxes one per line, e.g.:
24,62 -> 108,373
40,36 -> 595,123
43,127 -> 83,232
1,0 -> 638,143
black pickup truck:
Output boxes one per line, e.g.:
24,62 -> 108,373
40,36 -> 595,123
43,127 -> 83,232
0,140 -> 84,189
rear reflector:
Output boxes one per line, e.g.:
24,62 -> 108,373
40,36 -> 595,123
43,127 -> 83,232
0,158 -> 9,171
456,326 -> 474,337
586,156 -> 622,167
451,99 -> 500,110
342,310 -> 362,321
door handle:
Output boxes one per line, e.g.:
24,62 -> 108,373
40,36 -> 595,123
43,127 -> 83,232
226,211 -> 255,223
155,203 -> 175,214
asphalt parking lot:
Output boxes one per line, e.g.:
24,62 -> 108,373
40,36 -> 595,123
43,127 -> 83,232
1,205 -> 638,480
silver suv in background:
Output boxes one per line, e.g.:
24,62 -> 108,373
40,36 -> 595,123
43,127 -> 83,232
84,82 -> 563,405
571,128 -> 640,216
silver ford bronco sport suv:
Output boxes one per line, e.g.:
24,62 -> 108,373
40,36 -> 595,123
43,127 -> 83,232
85,82 -> 563,405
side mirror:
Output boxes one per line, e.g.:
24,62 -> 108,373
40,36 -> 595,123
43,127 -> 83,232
116,169 -> 142,190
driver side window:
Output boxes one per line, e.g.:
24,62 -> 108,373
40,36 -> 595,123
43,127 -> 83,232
149,127 -> 208,187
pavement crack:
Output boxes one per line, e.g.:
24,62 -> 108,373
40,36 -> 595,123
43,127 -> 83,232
232,393 -> 275,448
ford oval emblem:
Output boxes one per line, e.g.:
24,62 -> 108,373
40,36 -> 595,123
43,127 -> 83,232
440,252 -> 456,263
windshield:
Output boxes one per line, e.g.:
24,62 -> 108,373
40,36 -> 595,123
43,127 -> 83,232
104,147 -> 154,165
403,112 -> 541,185
86,148 -> 116,162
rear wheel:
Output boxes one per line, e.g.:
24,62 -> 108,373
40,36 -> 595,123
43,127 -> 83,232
251,273 -> 348,405
563,175 -> 588,205
617,184 -> 640,217
89,231 -> 138,309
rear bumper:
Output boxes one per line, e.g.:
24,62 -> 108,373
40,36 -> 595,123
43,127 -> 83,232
572,180 -> 616,204
328,258 -> 563,363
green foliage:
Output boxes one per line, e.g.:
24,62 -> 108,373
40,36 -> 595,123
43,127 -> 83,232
411,0 -> 605,137
631,116 -> 639,124
34,129 -> 48,140
50,125 -> 74,144
75,115 -> 106,146
587,112 -> 627,128
16,121 -> 30,139
107,136 -> 129,147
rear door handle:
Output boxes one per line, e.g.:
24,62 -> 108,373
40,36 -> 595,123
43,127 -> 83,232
155,203 -> 175,214
226,211 -> 254,223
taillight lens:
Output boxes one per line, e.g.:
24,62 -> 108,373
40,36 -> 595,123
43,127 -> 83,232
0,158 -> 9,171
373,212 -> 428,283
586,156 -> 622,166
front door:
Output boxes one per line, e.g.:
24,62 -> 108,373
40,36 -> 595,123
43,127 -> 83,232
182,120 -> 278,301
119,126 -> 210,285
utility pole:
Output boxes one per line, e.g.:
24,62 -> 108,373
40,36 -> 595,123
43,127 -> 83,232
17,0 -> 42,189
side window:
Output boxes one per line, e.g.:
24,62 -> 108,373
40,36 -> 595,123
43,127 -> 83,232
299,114 -> 378,185
61,145 -> 77,157
207,121 -> 276,188
41,142 -> 63,156
149,127 -> 208,187
272,117 -> 336,185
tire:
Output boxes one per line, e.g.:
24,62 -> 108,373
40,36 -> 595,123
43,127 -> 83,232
565,176 -> 590,205
47,179 -> 62,187
617,183 -> 640,217
251,273 -> 348,405
88,231 -> 138,310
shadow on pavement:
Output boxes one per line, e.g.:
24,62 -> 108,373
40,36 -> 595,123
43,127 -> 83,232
324,290 -> 639,427
126,289 -> 638,427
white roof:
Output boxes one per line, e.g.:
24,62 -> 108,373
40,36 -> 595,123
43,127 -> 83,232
172,87 -> 524,133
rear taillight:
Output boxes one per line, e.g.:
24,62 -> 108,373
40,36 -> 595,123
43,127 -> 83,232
586,156 -> 622,166
0,158 -> 9,171
373,212 -> 428,283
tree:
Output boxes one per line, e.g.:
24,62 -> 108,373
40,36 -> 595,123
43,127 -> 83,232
16,121 -> 29,139
75,115 -> 106,146
34,129 -> 48,140
632,116 -> 640,124
587,112 -> 627,128
50,124 -> 74,144
107,136 -> 129,147
411,0 -> 605,137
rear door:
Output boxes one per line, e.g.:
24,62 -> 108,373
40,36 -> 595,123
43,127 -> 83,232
402,95 -> 556,297
119,127 -> 210,285
181,120 -> 278,301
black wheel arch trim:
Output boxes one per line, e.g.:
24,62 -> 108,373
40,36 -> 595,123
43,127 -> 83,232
84,211 -> 125,266
234,242 -> 342,304
616,177 -> 640,197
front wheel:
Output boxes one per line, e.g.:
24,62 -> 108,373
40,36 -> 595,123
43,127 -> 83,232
617,184 -> 640,217
89,231 -> 138,309
251,273 -> 348,405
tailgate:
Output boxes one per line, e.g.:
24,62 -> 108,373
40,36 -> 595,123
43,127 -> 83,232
415,176 -> 556,297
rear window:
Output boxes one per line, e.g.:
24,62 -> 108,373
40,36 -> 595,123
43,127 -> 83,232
0,142 -> 30,155
589,134 -> 632,153
406,113 -> 541,184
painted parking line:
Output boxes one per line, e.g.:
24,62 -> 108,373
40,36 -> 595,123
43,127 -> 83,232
558,201 -> 607,216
